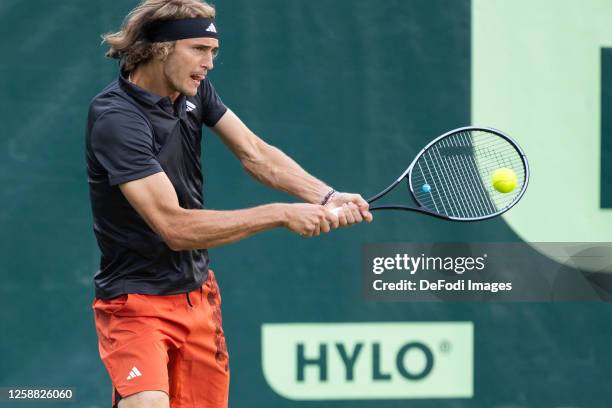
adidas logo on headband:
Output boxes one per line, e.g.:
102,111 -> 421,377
206,23 -> 217,33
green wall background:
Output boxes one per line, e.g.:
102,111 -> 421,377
0,0 -> 610,407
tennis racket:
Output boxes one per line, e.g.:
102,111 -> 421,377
332,126 -> 529,221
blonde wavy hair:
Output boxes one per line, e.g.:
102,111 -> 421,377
102,0 -> 216,73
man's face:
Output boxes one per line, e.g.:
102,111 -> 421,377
162,37 -> 219,97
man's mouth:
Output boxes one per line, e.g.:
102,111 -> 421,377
190,73 -> 205,85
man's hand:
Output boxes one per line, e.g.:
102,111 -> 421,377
325,192 -> 373,226
283,204 -> 340,238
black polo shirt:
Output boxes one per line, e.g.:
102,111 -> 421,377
86,73 -> 227,299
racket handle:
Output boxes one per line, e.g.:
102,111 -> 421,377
329,207 -> 342,216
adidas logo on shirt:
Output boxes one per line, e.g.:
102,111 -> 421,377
206,23 -> 217,33
126,366 -> 142,380
186,101 -> 196,112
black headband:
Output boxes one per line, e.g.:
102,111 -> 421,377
145,17 -> 219,42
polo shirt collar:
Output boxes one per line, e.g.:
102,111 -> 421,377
119,73 -> 189,118
119,72 -> 166,106
175,94 -> 187,119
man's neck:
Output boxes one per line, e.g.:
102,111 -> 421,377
129,63 -> 180,103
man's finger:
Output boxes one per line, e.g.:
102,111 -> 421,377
322,218 -> 331,233
343,204 -> 356,224
325,209 -> 340,229
353,195 -> 372,223
319,211 -> 331,233
337,207 -> 349,227
354,196 -> 370,211
349,203 -> 363,222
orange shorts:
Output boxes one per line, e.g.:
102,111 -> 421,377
92,270 -> 229,408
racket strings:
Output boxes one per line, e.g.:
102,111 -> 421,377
413,136 -> 493,218
414,151 -> 494,218
433,145 -> 489,218
459,131 -> 522,215
454,131 -> 524,213
437,143 -> 523,202
410,130 -> 527,219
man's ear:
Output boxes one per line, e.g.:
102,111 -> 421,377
152,42 -> 175,62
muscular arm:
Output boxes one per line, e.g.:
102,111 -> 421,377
119,172 -> 335,251
120,172 -> 286,251
213,109 -> 331,204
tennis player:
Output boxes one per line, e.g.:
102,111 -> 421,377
86,0 -> 372,407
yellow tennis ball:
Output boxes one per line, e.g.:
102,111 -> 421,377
491,168 -> 518,193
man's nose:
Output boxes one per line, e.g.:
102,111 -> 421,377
202,53 -> 214,71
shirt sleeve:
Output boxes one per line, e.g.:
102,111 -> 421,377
90,109 -> 164,186
199,77 -> 228,127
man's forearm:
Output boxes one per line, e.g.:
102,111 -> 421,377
242,142 -> 331,203
166,203 -> 286,251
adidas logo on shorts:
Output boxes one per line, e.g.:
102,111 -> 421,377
126,366 -> 142,380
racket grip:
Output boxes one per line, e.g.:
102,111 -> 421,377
329,207 -> 342,216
